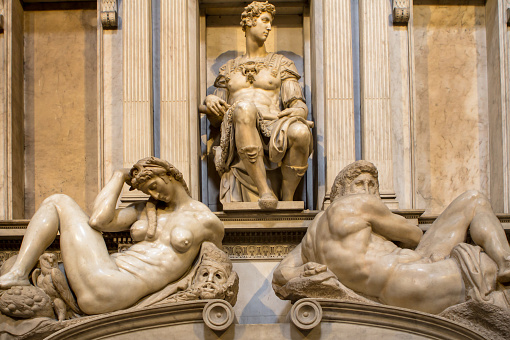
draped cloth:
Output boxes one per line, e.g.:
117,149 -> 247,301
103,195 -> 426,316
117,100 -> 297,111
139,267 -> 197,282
212,54 -> 313,203
451,243 -> 510,309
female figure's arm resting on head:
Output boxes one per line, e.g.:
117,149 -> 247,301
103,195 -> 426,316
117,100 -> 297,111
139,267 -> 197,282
89,168 -> 143,232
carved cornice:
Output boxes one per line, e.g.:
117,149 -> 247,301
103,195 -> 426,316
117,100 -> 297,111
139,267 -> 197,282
392,0 -> 410,24
101,0 -> 118,29
2,211 -> 510,261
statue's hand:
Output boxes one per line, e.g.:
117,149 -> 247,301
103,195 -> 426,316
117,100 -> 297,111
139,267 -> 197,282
115,168 -> 132,185
278,107 -> 307,119
205,95 -> 229,120
302,262 -> 329,277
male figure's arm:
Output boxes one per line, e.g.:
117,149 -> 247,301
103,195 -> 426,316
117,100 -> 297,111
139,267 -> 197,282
358,194 -> 423,247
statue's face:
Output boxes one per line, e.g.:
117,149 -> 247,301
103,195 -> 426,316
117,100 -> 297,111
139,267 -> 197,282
138,174 -> 174,203
348,173 -> 378,196
193,265 -> 229,300
247,11 -> 273,43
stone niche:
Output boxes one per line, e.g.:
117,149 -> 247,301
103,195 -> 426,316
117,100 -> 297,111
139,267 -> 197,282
199,1 -> 313,211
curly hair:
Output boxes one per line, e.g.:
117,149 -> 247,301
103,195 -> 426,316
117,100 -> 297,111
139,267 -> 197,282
129,156 -> 190,196
128,157 -> 191,240
240,1 -> 276,32
330,160 -> 379,202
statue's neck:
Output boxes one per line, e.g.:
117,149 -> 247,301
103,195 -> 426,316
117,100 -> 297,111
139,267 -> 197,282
245,38 -> 268,58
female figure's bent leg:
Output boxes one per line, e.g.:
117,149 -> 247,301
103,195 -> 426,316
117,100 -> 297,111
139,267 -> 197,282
0,194 -> 146,314
0,194 -> 82,288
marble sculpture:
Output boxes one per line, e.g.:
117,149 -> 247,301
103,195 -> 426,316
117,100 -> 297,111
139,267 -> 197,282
0,157 -> 236,322
273,160 -> 510,315
202,1 -> 313,209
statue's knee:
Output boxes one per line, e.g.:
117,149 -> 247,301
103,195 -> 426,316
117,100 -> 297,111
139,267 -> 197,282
233,101 -> 257,125
462,190 -> 490,209
288,123 -> 311,147
42,194 -> 71,206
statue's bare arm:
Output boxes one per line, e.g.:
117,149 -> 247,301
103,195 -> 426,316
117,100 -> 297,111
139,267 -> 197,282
277,98 -> 308,120
89,169 -> 143,232
273,244 -> 306,286
359,195 -> 423,247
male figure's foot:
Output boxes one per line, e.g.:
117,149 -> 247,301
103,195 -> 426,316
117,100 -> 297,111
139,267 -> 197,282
0,271 -> 31,289
258,192 -> 278,210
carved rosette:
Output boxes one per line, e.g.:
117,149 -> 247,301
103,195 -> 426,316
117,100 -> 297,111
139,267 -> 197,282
290,299 -> 323,330
393,0 -> 410,24
202,300 -> 235,331
101,0 -> 118,29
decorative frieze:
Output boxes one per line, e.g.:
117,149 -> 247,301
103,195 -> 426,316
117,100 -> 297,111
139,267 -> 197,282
101,0 -> 118,29
393,0 -> 410,24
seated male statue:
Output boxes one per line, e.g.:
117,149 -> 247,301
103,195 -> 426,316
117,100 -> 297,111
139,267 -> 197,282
202,1 -> 313,209
273,160 -> 510,314
0,157 -> 224,315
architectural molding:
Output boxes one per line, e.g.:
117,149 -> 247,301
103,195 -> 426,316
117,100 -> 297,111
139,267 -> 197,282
392,0 -> 410,24
101,0 -> 118,29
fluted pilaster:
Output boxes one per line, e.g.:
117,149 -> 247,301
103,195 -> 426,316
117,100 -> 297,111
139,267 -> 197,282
359,0 -> 395,197
160,0 -> 190,185
323,0 -> 355,194
123,0 -> 153,168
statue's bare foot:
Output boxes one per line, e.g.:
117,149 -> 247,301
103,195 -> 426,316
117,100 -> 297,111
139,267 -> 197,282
258,193 -> 278,210
0,271 -> 31,289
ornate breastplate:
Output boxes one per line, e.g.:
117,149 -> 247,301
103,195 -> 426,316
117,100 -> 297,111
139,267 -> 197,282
224,53 -> 282,85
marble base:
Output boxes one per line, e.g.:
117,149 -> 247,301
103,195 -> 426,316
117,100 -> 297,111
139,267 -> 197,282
222,201 -> 305,212
42,299 -> 483,340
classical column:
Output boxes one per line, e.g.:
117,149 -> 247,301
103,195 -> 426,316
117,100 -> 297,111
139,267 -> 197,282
122,0 -> 153,168
159,0 -> 199,197
322,0 -> 356,204
359,0 -> 397,206
0,0 -> 24,219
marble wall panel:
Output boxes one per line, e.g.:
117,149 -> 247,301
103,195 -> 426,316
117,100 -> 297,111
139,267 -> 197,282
413,1 -> 489,214
24,9 -> 98,216
232,261 -> 290,324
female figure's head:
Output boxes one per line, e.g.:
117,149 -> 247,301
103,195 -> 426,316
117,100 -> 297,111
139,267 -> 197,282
129,157 -> 190,199
128,157 -> 190,240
